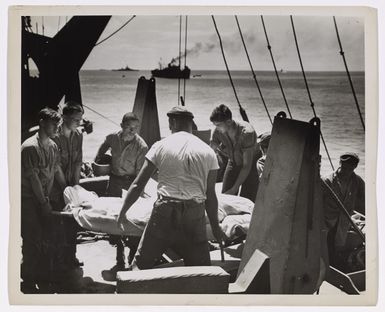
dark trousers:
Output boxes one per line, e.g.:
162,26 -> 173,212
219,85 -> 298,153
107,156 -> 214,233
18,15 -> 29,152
222,161 -> 259,202
50,196 -> 81,268
62,217 -> 81,265
106,173 -> 136,266
106,173 -> 135,197
133,198 -> 210,270
21,197 -> 63,287
21,197 -> 44,285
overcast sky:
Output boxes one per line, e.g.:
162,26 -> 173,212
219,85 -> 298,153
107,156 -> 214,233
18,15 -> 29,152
29,15 -> 364,71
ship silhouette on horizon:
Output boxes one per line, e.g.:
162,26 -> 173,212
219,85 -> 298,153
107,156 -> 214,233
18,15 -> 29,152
112,65 -> 139,72
151,58 -> 191,79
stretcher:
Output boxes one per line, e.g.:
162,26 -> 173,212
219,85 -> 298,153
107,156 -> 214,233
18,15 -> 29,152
62,178 -> 255,241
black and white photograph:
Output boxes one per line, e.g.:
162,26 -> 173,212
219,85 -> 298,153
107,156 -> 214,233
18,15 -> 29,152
5,4 -> 379,306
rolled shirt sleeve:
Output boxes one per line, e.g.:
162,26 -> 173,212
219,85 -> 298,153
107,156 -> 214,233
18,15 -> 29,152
21,135 -> 59,198
145,141 -> 160,168
210,130 -> 221,149
240,129 -> 256,151
21,145 -> 40,178
207,149 -> 220,171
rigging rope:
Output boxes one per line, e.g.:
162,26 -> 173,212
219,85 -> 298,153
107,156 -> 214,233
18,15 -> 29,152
82,104 -> 120,127
57,16 -> 61,32
178,15 -> 182,106
322,180 -> 365,241
94,16 -> 136,46
290,15 -> 335,171
183,15 -> 188,104
333,16 -> 365,131
212,16 -> 249,122
235,15 -> 272,125
260,15 -> 292,119
23,17 -> 34,33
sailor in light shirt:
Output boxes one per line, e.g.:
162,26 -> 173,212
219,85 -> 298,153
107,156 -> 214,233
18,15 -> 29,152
118,106 -> 224,270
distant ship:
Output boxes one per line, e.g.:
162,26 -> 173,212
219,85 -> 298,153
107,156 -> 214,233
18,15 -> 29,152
112,65 -> 138,72
151,58 -> 191,79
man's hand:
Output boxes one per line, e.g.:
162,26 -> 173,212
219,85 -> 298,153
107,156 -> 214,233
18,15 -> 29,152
117,212 -> 126,229
117,159 -> 156,230
211,224 -> 226,244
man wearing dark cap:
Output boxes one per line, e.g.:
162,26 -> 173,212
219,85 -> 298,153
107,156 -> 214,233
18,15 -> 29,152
209,104 -> 258,202
256,132 -> 271,180
117,107 -> 224,270
322,152 -> 365,264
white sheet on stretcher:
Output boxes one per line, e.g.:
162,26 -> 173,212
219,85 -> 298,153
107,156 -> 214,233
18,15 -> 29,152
65,179 -> 254,239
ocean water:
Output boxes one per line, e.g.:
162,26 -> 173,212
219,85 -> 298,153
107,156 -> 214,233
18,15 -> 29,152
79,70 -> 365,178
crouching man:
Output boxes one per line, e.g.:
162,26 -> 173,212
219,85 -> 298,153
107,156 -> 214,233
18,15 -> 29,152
95,112 -> 148,269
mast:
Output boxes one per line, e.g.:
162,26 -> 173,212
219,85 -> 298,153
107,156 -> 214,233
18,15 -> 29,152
22,16 -> 111,139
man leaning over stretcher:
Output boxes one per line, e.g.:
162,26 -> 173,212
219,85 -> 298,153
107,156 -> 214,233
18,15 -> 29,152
117,106 -> 225,270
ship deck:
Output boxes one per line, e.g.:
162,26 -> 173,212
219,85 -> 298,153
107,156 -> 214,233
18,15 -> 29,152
49,239 -> 348,295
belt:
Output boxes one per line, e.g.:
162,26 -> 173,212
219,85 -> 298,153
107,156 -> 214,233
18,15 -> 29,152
157,194 -> 205,204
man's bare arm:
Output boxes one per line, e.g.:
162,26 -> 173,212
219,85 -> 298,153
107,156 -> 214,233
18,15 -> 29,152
118,159 -> 157,223
225,147 -> 254,194
205,170 -> 223,242
95,140 -> 110,162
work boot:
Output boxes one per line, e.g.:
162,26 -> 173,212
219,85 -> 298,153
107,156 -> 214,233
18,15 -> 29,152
115,238 -> 125,269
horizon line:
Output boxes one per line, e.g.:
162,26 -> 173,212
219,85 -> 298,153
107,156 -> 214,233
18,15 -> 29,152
82,68 -> 365,72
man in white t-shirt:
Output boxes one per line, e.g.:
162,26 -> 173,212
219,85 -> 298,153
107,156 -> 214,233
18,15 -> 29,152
117,106 -> 224,270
